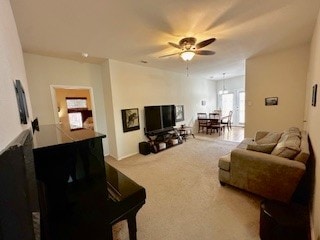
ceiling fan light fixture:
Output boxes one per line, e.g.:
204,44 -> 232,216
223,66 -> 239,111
81,52 -> 89,58
180,51 -> 195,61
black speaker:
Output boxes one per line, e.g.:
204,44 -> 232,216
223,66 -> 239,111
139,142 -> 150,155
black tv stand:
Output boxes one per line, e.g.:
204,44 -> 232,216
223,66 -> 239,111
145,129 -> 182,153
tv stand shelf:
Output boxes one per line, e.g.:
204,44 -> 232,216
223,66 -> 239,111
145,129 -> 183,153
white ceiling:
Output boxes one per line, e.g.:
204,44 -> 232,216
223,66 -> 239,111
9,0 -> 320,80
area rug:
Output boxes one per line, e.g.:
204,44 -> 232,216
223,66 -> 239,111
108,138 -> 261,240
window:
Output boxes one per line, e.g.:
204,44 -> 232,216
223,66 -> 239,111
239,92 -> 245,124
66,98 -> 87,109
221,93 -> 234,117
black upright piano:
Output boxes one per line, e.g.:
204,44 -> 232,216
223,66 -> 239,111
32,124 -> 146,240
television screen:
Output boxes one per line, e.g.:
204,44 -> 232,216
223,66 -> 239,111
162,105 -> 176,129
144,105 -> 176,134
144,106 -> 162,133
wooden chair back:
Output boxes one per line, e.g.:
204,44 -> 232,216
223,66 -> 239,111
197,113 -> 207,119
197,113 -> 209,133
209,112 -> 220,120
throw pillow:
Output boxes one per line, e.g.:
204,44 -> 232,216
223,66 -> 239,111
247,143 -> 277,154
255,132 -> 282,144
271,133 -> 301,159
283,127 -> 301,138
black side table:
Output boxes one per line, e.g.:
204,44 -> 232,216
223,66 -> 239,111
177,126 -> 195,141
260,200 -> 310,240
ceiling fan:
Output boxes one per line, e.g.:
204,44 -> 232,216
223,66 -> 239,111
160,37 -> 216,61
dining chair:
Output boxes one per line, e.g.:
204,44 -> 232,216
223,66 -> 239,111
213,109 -> 222,116
208,113 -> 222,135
197,113 -> 209,133
221,110 -> 233,131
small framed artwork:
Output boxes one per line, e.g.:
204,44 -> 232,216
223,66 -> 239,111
265,97 -> 278,106
14,79 -> 29,124
175,105 -> 184,122
121,108 -> 140,132
312,84 -> 317,107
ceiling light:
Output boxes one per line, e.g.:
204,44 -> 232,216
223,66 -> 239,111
180,51 -> 195,61
81,52 -> 89,58
222,73 -> 228,94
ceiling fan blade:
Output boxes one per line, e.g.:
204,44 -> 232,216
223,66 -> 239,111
168,42 -> 182,49
195,50 -> 216,55
159,52 -> 180,58
196,38 -> 216,49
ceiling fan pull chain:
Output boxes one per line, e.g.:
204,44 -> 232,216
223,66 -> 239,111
186,62 -> 189,77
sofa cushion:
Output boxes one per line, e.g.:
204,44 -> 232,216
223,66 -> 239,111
283,127 -> 301,138
285,127 -> 301,134
271,133 -> 301,159
255,132 -> 282,144
247,143 -> 277,154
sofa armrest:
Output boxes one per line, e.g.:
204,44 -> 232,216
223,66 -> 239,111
230,148 -> 305,202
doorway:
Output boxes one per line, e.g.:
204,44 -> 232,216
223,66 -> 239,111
220,91 -> 245,126
50,85 -> 96,131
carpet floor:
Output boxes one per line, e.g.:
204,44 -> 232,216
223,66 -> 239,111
107,137 -> 262,240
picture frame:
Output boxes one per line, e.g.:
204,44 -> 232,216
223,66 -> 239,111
14,79 -> 29,124
312,84 -> 317,107
175,105 -> 184,122
265,97 -> 278,106
121,108 -> 140,132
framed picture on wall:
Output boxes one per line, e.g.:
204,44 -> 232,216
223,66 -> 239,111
121,108 -> 140,132
265,97 -> 278,106
14,79 -> 29,124
175,105 -> 184,122
312,84 -> 317,107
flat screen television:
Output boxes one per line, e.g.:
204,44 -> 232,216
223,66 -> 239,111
144,105 -> 176,134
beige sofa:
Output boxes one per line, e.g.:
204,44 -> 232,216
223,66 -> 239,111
218,127 -> 310,203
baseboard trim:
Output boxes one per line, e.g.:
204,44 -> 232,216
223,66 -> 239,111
117,152 -> 139,160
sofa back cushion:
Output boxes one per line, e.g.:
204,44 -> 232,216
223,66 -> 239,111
283,127 -> 301,137
255,132 -> 282,144
271,132 -> 301,159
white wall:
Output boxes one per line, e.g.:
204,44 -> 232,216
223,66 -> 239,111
245,45 -> 310,137
215,75 -> 245,95
216,76 -> 245,107
206,80 -> 218,112
23,53 -> 109,155
101,60 -> 118,158
106,59 -> 214,159
306,9 -> 320,240
0,0 -> 33,151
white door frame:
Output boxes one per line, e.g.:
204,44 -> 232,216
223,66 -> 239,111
50,85 -> 97,129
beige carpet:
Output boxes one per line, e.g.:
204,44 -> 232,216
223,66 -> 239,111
107,137 -> 262,240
